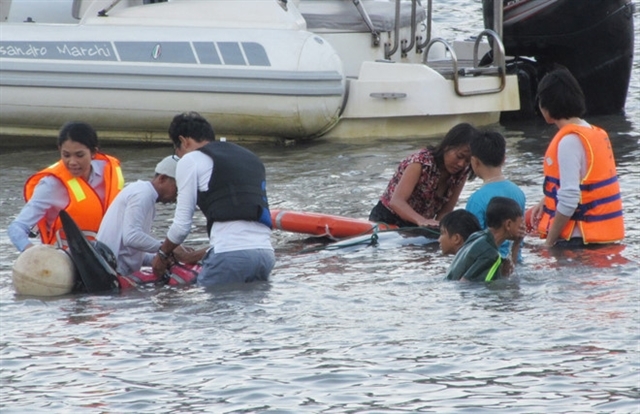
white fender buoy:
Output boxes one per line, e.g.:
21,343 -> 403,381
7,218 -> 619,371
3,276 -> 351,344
12,245 -> 76,297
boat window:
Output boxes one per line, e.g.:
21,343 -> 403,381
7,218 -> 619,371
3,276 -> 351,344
194,42 -> 223,65
218,42 -> 246,66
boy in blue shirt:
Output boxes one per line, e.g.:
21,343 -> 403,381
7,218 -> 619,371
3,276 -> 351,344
466,131 -> 526,263
446,197 -> 525,282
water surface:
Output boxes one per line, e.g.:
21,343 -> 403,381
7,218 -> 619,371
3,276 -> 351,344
1,2 -> 639,412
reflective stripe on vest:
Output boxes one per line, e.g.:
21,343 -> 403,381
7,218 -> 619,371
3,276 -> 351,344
116,166 -> 124,191
485,256 -> 502,282
67,178 -> 87,202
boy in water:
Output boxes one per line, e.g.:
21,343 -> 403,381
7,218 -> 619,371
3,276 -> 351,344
438,209 -> 481,255
445,197 -> 525,282
465,130 -> 526,262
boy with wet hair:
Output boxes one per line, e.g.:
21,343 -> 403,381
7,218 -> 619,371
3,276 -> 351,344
438,209 -> 481,255
465,130 -> 526,262
446,197 -> 525,282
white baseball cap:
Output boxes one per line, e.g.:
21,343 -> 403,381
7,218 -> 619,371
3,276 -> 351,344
155,156 -> 178,178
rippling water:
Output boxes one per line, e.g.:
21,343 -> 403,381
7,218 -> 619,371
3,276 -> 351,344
1,2 -> 639,413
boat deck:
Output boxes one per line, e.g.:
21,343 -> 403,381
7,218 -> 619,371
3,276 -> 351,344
428,58 -> 502,79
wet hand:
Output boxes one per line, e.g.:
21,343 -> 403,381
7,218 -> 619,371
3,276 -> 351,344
418,219 -> 439,228
529,203 -> 544,228
501,258 -> 514,276
151,253 -> 170,277
515,220 -> 527,240
172,246 -> 191,263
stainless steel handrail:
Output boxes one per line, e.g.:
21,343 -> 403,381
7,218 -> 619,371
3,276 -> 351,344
415,0 -> 432,53
465,28 -> 506,94
97,0 -> 123,16
423,37 -> 458,70
352,0 -> 380,46
423,33 -> 506,97
401,0 -> 418,56
384,0 -> 402,59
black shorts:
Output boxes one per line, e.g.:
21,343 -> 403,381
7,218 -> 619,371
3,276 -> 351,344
368,201 -> 417,228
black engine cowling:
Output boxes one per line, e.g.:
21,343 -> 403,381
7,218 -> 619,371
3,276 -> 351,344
483,0 -> 635,117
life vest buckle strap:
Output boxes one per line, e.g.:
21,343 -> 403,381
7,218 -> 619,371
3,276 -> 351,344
572,210 -> 623,223
572,193 -> 622,219
542,206 -> 555,217
544,176 -> 560,186
579,175 -> 618,192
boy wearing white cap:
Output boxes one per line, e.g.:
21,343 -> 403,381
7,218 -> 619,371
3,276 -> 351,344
96,156 -> 178,276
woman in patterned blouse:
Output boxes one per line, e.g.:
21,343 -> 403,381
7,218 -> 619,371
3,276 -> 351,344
369,123 -> 478,228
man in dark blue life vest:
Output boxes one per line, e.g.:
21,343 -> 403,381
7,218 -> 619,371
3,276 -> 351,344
151,111 -> 275,287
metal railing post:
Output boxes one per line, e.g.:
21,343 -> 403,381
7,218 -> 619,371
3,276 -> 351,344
401,0 -> 418,56
384,0 -> 402,59
415,0 -> 432,53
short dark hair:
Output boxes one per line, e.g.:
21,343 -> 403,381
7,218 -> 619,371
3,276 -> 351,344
168,111 -> 215,147
536,68 -> 586,119
486,197 -> 523,229
470,130 -> 505,167
57,121 -> 99,152
440,209 -> 481,241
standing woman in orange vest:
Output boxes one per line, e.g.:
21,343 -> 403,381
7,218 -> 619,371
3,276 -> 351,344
8,121 -> 125,252
528,68 -> 624,247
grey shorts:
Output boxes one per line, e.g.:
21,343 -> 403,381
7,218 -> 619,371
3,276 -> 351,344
197,248 -> 276,287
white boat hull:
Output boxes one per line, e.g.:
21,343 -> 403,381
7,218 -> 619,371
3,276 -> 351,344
0,20 -> 345,141
0,0 -> 521,143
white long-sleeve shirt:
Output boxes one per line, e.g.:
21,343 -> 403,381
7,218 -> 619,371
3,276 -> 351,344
555,120 -> 590,239
167,150 -> 272,253
8,160 -> 107,252
97,180 -> 162,276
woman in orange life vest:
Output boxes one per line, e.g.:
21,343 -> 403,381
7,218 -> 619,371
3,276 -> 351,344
528,68 -> 624,247
8,121 -> 124,252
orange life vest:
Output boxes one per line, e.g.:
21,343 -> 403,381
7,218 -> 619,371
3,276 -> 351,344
538,124 -> 624,244
24,153 -> 124,246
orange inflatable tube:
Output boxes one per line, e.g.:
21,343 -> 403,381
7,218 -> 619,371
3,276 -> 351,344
271,209 -> 398,239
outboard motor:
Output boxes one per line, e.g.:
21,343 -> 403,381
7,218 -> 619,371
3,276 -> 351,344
483,0 -> 635,118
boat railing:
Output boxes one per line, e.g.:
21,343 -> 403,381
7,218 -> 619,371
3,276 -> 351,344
97,0 -> 122,17
414,0 -> 433,55
423,29 -> 507,96
384,0 -> 429,59
352,0 -> 381,46
400,0 -> 418,56
73,0 -> 123,19
383,0 -> 402,59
